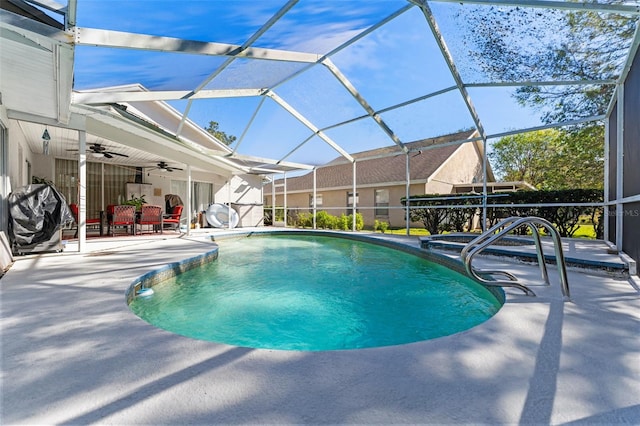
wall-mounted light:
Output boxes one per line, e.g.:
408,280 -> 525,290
42,128 -> 51,155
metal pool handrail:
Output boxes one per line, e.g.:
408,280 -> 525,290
461,216 -> 570,300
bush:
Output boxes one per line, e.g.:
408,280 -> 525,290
374,220 -> 389,233
297,212 -> 313,228
349,213 -> 364,231
405,194 -> 475,235
300,210 -> 363,231
337,214 -> 350,230
405,189 -> 604,238
286,209 -> 299,227
315,210 -> 335,229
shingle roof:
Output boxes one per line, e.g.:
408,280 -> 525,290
268,130 -> 478,193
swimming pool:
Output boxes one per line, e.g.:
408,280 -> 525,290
129,233 -> 503,351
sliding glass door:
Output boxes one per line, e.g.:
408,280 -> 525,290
55,159 -> 136,216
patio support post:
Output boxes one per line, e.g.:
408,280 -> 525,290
186,165 -> 192,236
283,172 -> 287,228
352,161 -> 357,231
0,125 -> 7,231
228,177 -> 232,230
313,168 -> 317,229
78,130 -> 86,252
100,162 -> 105,212
406,152 -> 410,236
615,84 -> 624,251
271,178 -> 275,227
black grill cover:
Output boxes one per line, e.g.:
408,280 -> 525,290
8,184 -> 74,248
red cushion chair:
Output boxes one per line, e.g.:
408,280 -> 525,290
69,203 -> 102,237
108,205 -> 136,236
163,204 -> 183,232
136,205 -> 163,235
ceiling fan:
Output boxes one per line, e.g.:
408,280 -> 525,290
67,143 -> 129,159
149,161 -> 183,172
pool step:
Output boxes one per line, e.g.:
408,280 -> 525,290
420,234 -> 629,277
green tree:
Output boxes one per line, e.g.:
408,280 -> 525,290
458,5 -> 634,123
490,130 -> 555,187
204,121 -> 236,146
490,127 -> 603,190
543,125 -> 604,190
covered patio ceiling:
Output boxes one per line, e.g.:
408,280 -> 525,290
1,0 -> 639,175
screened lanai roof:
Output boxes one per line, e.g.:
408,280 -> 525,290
3,0 -> 640,175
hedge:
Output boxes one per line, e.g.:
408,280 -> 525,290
403,189 -> 603,238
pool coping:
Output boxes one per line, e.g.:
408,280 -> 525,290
125,246 -> 219,304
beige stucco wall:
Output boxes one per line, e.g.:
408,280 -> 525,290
425,143 -> 484,194
267,183 -> 428,229
214,174 -> 264,228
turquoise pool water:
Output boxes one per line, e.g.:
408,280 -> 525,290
129,234 -> 503,351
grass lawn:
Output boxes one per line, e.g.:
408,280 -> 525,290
382,224 -> 597,239
567,224 -> 597,239
385,228 -> 431,236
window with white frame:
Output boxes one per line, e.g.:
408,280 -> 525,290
375,189 -> 389,216
309,194 -> 323,209
347,191 -> 359,210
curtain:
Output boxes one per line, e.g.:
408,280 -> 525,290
55,159 -> 136,215
104,163 -> 137,207
171,179 -> 214,214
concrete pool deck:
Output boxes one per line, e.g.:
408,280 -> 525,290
1,229 -> 639,425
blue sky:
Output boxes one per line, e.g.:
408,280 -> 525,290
72,0 -> 546,166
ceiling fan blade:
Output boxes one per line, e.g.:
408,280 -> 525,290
104,153 -> 113,159
107,151 -> 129,157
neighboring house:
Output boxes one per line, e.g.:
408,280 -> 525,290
264,130 -> 495,228
452,181 -> 536,194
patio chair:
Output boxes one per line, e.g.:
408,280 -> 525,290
69,203 -> 102,237
163,204 -> 183,232
108,205 -> 136,236
137,205 -> 163,235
